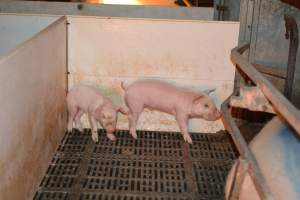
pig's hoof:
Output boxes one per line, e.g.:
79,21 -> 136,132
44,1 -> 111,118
67,126 -> 72,132
130,132 -> 137,139
92,133 -> 99,143
107,134 -> 116,141
67,122 -> 73,132
183,134 -> 193,144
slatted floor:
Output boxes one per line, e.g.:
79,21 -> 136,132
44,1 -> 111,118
34,129 -> 237,200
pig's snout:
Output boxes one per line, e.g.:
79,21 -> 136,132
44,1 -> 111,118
206,110 -> 222,121
213,110 -> 222,120
106,126 -> 115,134
216,110 -> 222,119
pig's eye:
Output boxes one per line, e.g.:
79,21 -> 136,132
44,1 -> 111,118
204,104 -> 209,108
102,114 -> 106,119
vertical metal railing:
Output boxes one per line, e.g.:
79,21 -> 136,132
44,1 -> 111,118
222,42 -> 300,199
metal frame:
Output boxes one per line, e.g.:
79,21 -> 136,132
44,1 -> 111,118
221,43 -> 300,199
222,96 -> 273,200
230,43 -> 300,135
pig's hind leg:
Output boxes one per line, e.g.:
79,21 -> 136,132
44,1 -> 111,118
88,112 -> 99,143
67,102 -> 79,133
127,105 -> 143,139
124,96 -> 143,139
128,112 -> 141,139
74,109 -> 84,132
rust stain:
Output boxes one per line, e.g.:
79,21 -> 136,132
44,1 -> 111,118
0,95 -> 66,200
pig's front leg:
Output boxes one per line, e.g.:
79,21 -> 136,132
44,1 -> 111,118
74,109 -> 84,132
88,112 -> 99,143
67,105 -> 77,132
175,114 -> 193,144
67,117 -> 74,133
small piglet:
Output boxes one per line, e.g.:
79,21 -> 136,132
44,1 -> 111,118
67,85 -> 124,142
122,80 -> 221,144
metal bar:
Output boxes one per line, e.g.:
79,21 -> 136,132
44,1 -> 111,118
248,0 -> 262,62
221,98 -> 274,200
284,14 -> 298,100
182,0 -> 192,7
228,159 -> 249,200
244,0 -> 254,59
66,20 -> 70,94
252,63 -> 286,79
227,159 -> 240,200
236,43 -> 250,54
231,44 -> 300,136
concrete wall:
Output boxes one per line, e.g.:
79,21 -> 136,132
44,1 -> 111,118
239,0 -> 300,107
0,1 -> 214,20
85,0 -> 177,6
68,16 -> 239,133
0,14 -> 58,56
0,17 -> 67,200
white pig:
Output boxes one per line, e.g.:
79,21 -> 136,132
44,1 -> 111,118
67,85 -> 125,142
121,80 -> 222,144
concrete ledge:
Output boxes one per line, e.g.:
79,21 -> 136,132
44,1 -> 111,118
0,1 -> 214,20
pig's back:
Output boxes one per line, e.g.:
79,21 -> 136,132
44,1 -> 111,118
68,85 -> 104,111
125,80 -> 190,113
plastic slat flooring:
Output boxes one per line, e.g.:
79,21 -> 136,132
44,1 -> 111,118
34,129 -> 237,200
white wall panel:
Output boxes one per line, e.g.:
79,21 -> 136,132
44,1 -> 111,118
68,17 -> 239,133
0,17 -> 67,200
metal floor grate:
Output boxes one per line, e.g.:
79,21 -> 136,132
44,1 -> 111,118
34,129 -> 237,200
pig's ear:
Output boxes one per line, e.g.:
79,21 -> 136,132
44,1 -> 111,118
192,95 -> 204,105
203,88 -> 216,95
117,106 -> 129,115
